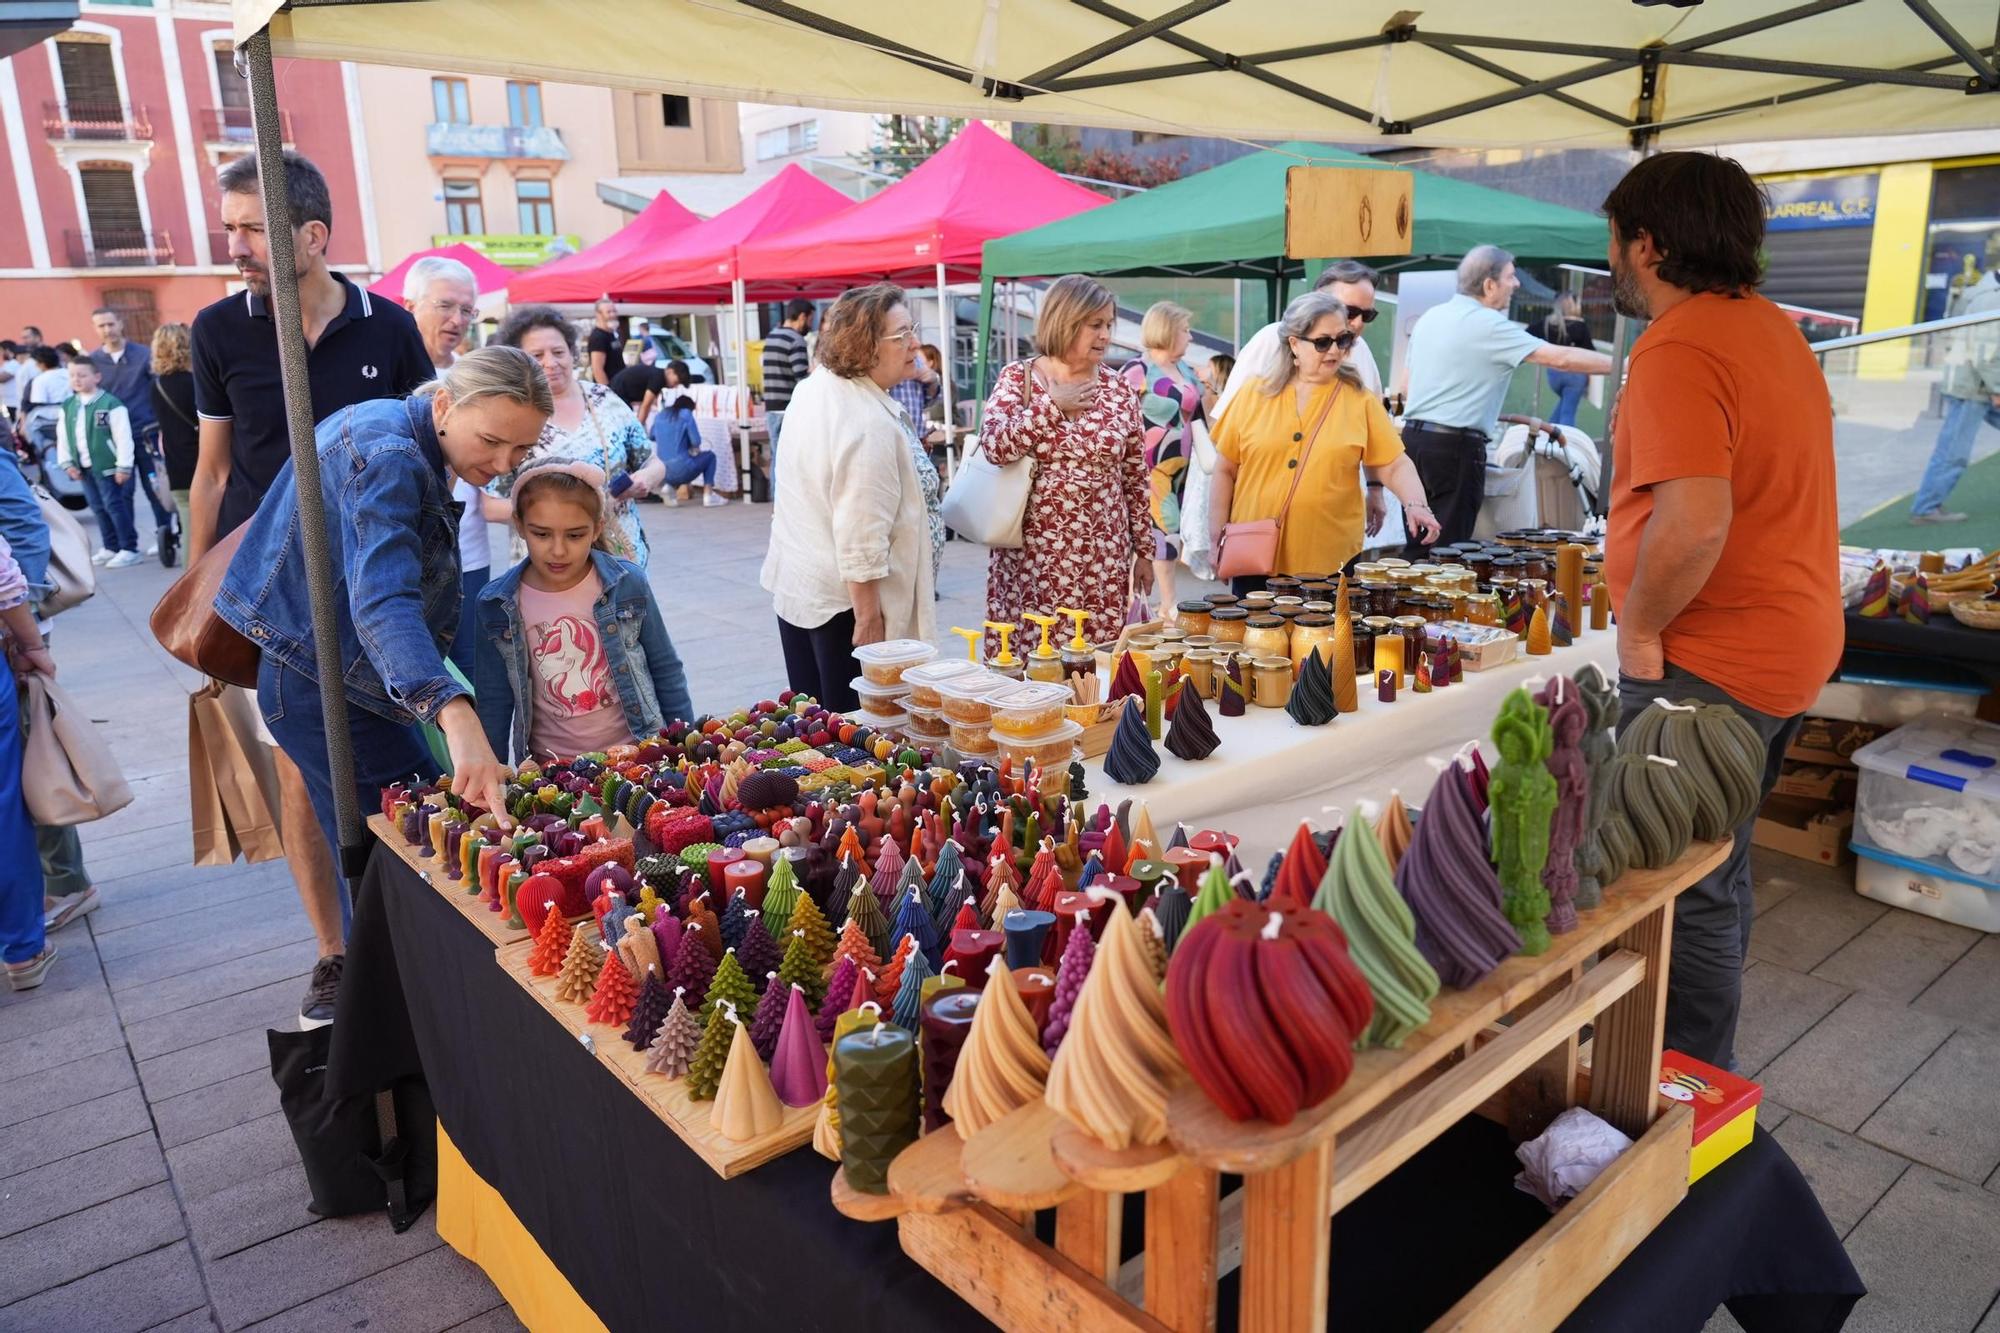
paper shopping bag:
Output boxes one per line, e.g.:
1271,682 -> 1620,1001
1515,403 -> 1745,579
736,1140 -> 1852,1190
189,688 -> 241,867
196,681 -> 285,864
20,674 -> 133,826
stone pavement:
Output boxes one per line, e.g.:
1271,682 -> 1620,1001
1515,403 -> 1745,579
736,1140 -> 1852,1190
2,497 -> 1996,1331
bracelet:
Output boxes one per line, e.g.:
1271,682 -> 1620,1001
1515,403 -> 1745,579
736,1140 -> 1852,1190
1365,482 -> 1384,490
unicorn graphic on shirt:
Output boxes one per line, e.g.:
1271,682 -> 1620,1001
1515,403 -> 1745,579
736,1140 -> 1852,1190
532,615 -> 608,716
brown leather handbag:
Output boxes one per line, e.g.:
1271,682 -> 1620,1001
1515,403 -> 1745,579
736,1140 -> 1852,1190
1215,381 -> 1341,581
150,523 -> 260,688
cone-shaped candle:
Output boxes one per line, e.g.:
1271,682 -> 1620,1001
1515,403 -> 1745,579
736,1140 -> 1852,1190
735,914 -> 781,989
1550,592 -> 1574,646
889,887 -> 941,969
761,854 -> 802,940
1045,892 -> 1184,1149
887,945 -> 933,1029
1152,881 -> 1192,954
1164,683 -> 1220,760
712,1011 -> 785,1141
1218,656 -> 1247,717
1268,821 -> 1326,912
869,836 -> 906,913
1397,755 -> 1520,988
1286,651 -> 1337,726
1331,576 -> 1359,713
1491,688 -> 1557,955
644,988 -> 701,1077
1103,698 -> 1161,786
1314,809 -> 1438,1047
875,935 -> 915,1005
941,959 -> 1052,1138
748,971 -> 789,1059
1376,792 -> 1415,871
833,1021 -> 920,1193
1184,858 -> 1237,934
1526,604 -> 1552,655
1109,651 -> 1145,702
826,855 -> 862,924
818,956 -> 860,1042
771,984 -> 830,1107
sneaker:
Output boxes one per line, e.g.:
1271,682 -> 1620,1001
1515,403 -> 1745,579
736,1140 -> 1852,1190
146,541 -> 158,556
300,953 -> 343,1028
702,491 -> 729,507
105,551 -> 142,568
6,944 -> 57,991
90,549 -> 115,566
1911,509 -> 1969,525
43,886 -> 98,932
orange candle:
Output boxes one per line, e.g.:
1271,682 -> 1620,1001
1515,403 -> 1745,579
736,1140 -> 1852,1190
1164,847 -> 1208,892
722,858 -> 767,908
1373,631 -> 1405,683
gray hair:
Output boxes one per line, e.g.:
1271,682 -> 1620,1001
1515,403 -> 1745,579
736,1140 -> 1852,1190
404,255 -> 479,305
415,344 -> 553,417
218,149 -> 332,234
1456,244 -> 1515,298
1261,290 -> 1355,396
1314,259 -> 1379,292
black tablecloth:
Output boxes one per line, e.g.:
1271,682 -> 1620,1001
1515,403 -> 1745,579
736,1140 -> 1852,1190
1845,610 -> 2000,687
334,845 -> 1861,1333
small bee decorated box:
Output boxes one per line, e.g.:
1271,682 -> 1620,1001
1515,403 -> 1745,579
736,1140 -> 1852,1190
1660,1050 -> 1762,1184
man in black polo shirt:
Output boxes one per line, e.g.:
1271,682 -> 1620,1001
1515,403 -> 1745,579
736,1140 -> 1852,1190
187,149 -> 430,1028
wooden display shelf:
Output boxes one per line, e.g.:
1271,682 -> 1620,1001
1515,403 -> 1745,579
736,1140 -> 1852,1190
370,813 -> 533,948
495,936 -> 816,1178
836,836 -> 1728,1332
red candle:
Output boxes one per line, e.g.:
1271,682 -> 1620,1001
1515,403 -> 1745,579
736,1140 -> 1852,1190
1164,847 -> 1208,892
579,814 -> 610,843
1189,829 -> 1239,858
943,928 -> 1003,986
722,858 -> 767,909
920,989 -> 981,1133
1099,874 -> 1142,913
706,845 -> 745,891
1015,968 -> 1057,1035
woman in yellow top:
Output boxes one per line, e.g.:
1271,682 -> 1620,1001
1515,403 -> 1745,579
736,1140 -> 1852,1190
1210,290 -> 1440,592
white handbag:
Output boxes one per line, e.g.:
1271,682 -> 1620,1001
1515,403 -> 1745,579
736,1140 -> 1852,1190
939,435 -> 1032,549
34,484 -> 94,616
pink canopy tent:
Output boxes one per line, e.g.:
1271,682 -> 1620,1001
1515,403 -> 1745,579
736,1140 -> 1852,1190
367,242 -> 515,301
507,186 -> 702,304
604,164 -> 852,302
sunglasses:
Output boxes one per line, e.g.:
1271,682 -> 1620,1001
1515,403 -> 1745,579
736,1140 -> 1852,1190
1295,331 -> 1358,354
1348,306 -> 1380,324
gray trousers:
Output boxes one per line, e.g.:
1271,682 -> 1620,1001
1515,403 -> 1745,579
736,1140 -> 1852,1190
1616,663 -> 1800,1071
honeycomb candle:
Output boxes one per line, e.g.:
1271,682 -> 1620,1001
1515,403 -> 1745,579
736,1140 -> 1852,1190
833,1022 -> 921,1194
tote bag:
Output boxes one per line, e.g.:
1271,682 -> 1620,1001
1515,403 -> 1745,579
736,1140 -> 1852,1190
939,360 -> 1036,549
34,485 -> 94,617
20,673 -> 132,825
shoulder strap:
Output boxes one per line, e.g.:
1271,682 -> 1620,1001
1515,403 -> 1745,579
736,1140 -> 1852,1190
1273,381 -> 1342,534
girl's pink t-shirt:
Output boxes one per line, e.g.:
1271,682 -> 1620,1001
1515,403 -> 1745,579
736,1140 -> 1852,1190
518,570 -> 632,759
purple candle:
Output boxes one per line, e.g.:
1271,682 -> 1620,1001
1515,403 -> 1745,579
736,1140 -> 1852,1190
920,988 -> 980,1132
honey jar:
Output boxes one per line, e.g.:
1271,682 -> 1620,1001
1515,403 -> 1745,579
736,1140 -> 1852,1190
1175,600 -> 1213,635
1242,614 -> 1290,660
1466,592 -> 1502,626
1248,655 -> 1295,707
1290,614 -> 1337,675
1179,649 -> 1217,699
1265,575 -> 1303,597
1208,607 -> 1249,644
1204,592 -> 1241,610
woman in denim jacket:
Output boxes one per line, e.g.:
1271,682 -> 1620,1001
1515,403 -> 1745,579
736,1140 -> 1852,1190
217,348 -> 550,909
472,460 -> 692,763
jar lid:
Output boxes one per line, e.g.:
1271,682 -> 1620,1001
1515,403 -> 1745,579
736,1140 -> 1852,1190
984,680 -> 1074,713
1244,614 -> 1284,628
849,676 -> 914,699
994,718 -> 1084,748
934,670 -> 1012,700
1392,615 -> 1430,628
1176,599 -> 1213,613
1293,613 -> 1334,628
1250,655 -> 1293,670
1204,593 -> 1241,607
1209,607 -> 1250,621
851,638 -> 937,666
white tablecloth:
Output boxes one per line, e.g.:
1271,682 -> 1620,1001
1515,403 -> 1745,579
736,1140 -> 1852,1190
1083,632 -> 1621,864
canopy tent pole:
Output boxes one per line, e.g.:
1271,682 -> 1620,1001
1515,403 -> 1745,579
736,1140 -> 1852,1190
732,277 -> 751,502
935,260 -> 956,475
241,28 -> 367,882
974,273 -> 995,422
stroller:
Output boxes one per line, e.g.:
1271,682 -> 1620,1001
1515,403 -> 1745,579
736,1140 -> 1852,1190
1475,415 -> 1604,539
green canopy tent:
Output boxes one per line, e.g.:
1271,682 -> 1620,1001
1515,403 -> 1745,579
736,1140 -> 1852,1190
974,143 -> 1613,398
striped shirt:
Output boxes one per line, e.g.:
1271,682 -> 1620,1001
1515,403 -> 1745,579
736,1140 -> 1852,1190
760,326 -> 810,410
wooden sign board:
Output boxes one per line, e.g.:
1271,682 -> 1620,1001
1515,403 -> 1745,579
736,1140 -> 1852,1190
1285,165 -> 1413,259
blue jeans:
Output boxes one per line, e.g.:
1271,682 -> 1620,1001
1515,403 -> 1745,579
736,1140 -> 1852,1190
78,469 -> 138,553
765,409 -> 784,496
258,656 -> 433,935
446,565 -> 488,681
663,451 -> 718,490
1912,395 -> 2000,517
1546,370 -> 1589,427
0,680 -> 46,964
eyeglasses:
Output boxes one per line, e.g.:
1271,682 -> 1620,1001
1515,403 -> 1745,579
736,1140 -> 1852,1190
1294,331 -> 1358,354
1347,306 -> 1380,325
878,328 -> 919,344
425,300 -> 478,320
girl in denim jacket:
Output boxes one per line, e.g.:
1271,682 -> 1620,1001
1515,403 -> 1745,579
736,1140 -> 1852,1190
472,460 -> 693,763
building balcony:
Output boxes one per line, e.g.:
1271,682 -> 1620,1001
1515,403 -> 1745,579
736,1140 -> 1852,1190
66,228 -> 173,267
199,106 -> 293,146
42,100 -> 153,141
433,233 -> 581,268
425,123 -> 568,162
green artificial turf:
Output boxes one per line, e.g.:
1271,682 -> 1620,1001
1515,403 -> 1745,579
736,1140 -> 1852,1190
1842,449 -> 2000,552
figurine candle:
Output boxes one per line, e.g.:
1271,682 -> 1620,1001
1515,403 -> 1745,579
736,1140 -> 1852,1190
920,988 -> 981,1132
833,1023 -> 921,1194
1164,846 -> 1208,892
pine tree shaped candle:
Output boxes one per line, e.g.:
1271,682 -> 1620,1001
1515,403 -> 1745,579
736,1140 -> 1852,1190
868,836 -> 906,913
818,956 -> 860,1043
846,883 -> 893,964
748,973 -> 789,1060
624,967 -> 673,1050
889,946 -> 933,1031
1041,909 -> 1096,1057
825,855 -> 862,926
700,948 -> 760,1028
666,923 -> 718,1018
554,923 -> 604,1004
584,950 -> 638,1028
890,887 -> 941,969
718,891 -> 751,952
685,999 -> 736,1100
527,901 -> 571,977
789,893 -> 837,969
827,919 -> 883,983
644,988 -> 701,1077
926,841 -> 965,923
777,929 -> 828,1010
875,935 -> 915,1005
760,856 -> 802,941
735,915 -> 781,990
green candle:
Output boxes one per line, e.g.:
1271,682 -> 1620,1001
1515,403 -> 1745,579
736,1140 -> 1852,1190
833,1022 -> 920,1194
1144,668 -> 1164,739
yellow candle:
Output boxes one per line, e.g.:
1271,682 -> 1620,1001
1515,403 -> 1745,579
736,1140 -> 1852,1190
1373,632 -> 1405,682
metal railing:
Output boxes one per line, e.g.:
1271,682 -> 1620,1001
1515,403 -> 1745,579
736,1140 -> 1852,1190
200,105 -> 292,143
1809,307 -> 2000,356
65,228 -> 174,267
42,99 -> 152,140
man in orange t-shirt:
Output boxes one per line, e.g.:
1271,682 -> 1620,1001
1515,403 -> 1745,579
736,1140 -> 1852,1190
1602,152 -> 1842,1069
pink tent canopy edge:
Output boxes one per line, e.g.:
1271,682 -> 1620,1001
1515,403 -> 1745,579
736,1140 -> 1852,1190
507,186 -> 703,305
367,242 -> 515,301
603,164 -> 853,303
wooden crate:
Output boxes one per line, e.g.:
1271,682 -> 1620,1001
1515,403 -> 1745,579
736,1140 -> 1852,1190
370,813 -> 531,948
830,837 -> 1727,1332
494,936 -> 816,1178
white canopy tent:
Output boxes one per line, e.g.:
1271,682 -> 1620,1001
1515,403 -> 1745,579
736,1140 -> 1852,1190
217,0 -> 2000,879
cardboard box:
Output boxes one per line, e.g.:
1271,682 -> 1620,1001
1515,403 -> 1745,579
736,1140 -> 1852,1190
1660,1051 -> 1762,1185
1787,717 -> 1886,768
1753,794 -> 1854,865
1771,763 -> 1854,803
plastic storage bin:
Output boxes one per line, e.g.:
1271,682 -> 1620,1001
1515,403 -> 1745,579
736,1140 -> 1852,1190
1853,845 -> 2000,933
936,671 -> 1009,725
986,680 -> 1074,740
993,719 -> 1083,771
853,639 -> 937,686
850,676 -> 911,720
1851,712 -> 2000,929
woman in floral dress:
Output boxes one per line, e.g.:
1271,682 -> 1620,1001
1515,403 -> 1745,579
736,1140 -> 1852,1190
1122,301 -> 1212,615
982,275 -> 1151,652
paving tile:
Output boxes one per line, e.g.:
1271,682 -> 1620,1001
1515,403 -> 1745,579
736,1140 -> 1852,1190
1811,908 -> 1982,1004
183,1164 -> 317,1262
0,1086 -> 152,1178
124,978 -> 304,1061
1746,875 -> 1886,974
0,1012 -> 126,1081
0,1132 -> 167,1239
1772,1114 -> 1912,1238
1861,1028 -> 2000,1183
154,1069 -> 279,1150
1734,961 -> 1849,1078
136,1025 -> 271,1102
0,1181 -> 184,1307
1842,1166 -> 2000,1333
1759,1100 -> 1792,1134
0,983 -> 116,1047
139,1310 -> 220,1333
114,942 -> 319,1026
97,902 -> 309,968
446,1308 -> 526,1333
239,1245 -> 504,1333
0,1047 -> 137,1129
165,1111 -> 298,1203
205,1214 -> 443,1331
1758,992 -> 1955,1132
92,867 -> 295,935
1915,934 -> 2000,1036
0,1240 -> 206,1333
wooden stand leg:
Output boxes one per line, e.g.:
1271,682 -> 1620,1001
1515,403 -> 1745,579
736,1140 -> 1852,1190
1586,902 -> 1673,1138
1143,1165 -> 1219,1333
1510,965 -> 1584,1142
1055,1190 -> 1122,1284
1239,1141 -> 1333,1333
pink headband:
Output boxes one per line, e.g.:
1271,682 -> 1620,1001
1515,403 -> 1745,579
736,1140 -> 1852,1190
513,456 -> 608,490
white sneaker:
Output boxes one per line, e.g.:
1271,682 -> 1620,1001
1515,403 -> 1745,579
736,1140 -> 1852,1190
90,549 -> 115,566
702,491 -> 729,507
663,492 -> 681,507
146,542 -> 158,557
105,551 -> 142,569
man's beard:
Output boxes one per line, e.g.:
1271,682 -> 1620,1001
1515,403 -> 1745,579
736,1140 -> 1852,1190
1610,254 -> 1649,320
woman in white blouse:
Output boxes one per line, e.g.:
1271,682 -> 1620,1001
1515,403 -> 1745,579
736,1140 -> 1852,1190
759,284 -> 935,713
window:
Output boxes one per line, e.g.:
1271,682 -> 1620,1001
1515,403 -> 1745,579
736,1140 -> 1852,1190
431,77 -> 471,126
516,178 -> 555,235
56,35 -> 119,110
755,119 -> 820,162
99,288 -> 157,342
442,178 -> 483,235
212,43 -> 247,109
79,161 -> 144,259
660,94 -> 691,129
506,81 -> 543,129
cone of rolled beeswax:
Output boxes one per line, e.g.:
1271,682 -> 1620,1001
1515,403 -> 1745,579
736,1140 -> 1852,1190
1616,698 -> 1764,841
940,958 -> 1051,1138
1602,753 -> 1697,870
1045,889 -> 1184,1149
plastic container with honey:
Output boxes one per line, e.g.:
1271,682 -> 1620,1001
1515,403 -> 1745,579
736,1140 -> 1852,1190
852,638 -> 937,686
901,659 -> 984,710
993,719 -> 1083,770
1208,607 -> 1250,643
903,704 -> 951,741
935,670 -> 1009,724
1242,614 -> 1290,659
948,717 -> 996,752
985,680 -> 1074,739
850,676 -> 912,719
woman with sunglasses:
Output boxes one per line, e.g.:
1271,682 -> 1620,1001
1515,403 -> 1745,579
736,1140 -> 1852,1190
1210,290 -> 1440,594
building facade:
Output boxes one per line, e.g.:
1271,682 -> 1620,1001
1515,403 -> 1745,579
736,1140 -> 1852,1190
0,0 -> 373,341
